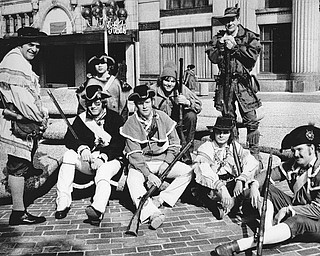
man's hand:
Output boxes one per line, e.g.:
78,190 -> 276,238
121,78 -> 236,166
147,173 -> 162,188
176,95 -> 190,106
220,35 -> 237,50
249,182 -> 261,208
158,162 -> 169,176
233,180 -> 243,197
220,185 -> 233,210
80,148 -> 92,163
274,207 -> 289,225
91,158 -> 104,171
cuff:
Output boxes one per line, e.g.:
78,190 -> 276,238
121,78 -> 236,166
77,145 -> 90,155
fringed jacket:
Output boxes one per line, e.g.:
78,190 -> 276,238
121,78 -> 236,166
193,140 -> 259,191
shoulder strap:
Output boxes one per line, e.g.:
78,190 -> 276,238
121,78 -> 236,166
103,75 -> 116,92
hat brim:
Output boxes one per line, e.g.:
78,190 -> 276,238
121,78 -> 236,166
214,13 -> 238,19
85,84 -> 111,100
207,125 -> 232,131
128,90 -> 156,101
88,55 -> 115,66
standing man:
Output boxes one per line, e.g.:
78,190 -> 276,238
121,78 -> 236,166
55,81 -> 125,225
212,124 -> 320,256
150,61 -> 202,164
76,53 -> 130,122
206,5 -> 263,164
120,85 -> 193,229
0,27 -> 48,225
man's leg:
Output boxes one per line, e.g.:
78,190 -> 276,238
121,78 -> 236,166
156,161 -> 193,207
126,167 -> 161,224
240,109 -> 262,167
55,149 -> 89,219
86,159 -> 121,223
7,154 -> 46,225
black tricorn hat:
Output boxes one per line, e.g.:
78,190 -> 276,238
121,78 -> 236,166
85,78 -> 111,101
207,116 -> 235,131
88,53 -> 115,66
128,84 -> 156,102
214,5 -> 240,20
281,123 -> 320,150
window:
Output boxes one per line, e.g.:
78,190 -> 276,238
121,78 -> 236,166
265,0 -> 291,8
161,27 -> 212,79
260,24 -> 291,74
166,0 -> 209,9
4,13 -> 33,34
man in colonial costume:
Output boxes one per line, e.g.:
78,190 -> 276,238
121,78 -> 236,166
193,116 -> 259,219
120,84 -> 193,229
54,80 -> 125,225
0,27 -> 48,225
212,124 -> 320,256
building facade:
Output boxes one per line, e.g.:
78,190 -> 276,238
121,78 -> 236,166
0,0 -> 319,92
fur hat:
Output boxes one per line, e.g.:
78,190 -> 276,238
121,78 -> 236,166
281,123 -> 320,150
128,84 -> 155,102
160,61 -> 177,79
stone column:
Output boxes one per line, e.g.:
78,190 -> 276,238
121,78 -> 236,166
291,0 -> 319,92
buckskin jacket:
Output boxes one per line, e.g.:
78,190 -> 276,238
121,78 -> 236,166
206,24 -> 262,113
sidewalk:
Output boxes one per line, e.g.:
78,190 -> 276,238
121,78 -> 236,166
1,89 -> 320,255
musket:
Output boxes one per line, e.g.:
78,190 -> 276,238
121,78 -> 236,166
256,152 -> 273,255
224,46 -> 233,114
125,140 -> 193,236
47,90 -> 79,140
176,58 -> 192,161
221,99 -> 242,177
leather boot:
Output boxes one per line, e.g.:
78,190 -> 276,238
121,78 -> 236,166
211,240 -> 240,256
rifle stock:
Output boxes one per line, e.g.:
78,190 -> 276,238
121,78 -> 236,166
126,140 -> 193,236
256,152 -> 273,255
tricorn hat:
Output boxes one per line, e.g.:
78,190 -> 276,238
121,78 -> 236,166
281,123 -> 320,150
85,78 -> 111,101
88,53 -> 115,66
214,5 -> 240,20
207,116 -> 235,131
128,84 -> 155,102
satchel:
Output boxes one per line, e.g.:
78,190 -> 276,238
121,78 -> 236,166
11,120 -> 42,139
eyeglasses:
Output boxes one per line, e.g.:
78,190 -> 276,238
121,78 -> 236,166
86,100 -> 102,107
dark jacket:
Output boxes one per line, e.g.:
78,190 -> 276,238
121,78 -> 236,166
64,109 -> 125,161
206,24 -> 262,112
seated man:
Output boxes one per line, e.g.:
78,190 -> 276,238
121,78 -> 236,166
55,79 -> 125,225
212,124 -> 320,256
149,61 -> 202,164
120,84 -> 193,229
193,116 -> 259,219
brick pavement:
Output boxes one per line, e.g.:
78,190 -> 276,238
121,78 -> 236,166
1,180 -> 320,255
1,90 -> 320,255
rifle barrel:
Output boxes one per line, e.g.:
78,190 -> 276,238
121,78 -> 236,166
257,152 -> 273,256
47,90 -> 79,140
